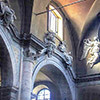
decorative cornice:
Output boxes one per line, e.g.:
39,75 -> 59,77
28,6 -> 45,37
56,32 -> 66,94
0,3 -> 100,84
0,86 -> 18,100
9,31 -> 100,83
0,86 -> 18,91
51,50 -> 100,83
2,25 -> 100,84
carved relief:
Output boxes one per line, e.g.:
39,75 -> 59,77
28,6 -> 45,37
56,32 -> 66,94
22,32 -> 73,66
58,41 -> 73,66
43,32 -> 56,57
0,2 -> 16,27
81,37 -> 100,68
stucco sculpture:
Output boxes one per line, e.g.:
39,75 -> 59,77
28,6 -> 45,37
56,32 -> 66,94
0,2 -> 16,27
81,37 -> 100,68
43,32 -> 56,57
58,41 -> 73,66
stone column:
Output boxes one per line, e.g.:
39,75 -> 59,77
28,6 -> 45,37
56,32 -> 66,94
20,57 -> 33,100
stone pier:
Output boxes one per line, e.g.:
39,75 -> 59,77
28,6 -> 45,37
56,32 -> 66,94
21,57 -> 33,100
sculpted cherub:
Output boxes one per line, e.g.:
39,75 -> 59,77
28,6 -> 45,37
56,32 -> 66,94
81,37 -> 100,68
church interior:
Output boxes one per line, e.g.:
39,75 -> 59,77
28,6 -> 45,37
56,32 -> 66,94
0,0 -> 100,100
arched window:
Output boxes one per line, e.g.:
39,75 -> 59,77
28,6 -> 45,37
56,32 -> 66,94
48,5 -> 63,40
37,88 -> 50,100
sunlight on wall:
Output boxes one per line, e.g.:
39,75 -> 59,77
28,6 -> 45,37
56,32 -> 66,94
33,85 -> 48,94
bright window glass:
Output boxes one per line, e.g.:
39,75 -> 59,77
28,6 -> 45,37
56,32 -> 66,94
37,89 -> 50,100
49,5 -> 63,40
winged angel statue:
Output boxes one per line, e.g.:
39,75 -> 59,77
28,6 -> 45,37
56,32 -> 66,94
81,37 -> 100,68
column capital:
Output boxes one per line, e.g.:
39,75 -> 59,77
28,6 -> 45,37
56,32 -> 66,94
23,56 -> 34,64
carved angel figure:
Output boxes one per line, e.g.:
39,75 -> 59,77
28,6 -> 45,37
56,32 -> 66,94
58,41 -> 73,66
0,2 -> 16,27
81,37 -> 100,68
43,32 -> 56,57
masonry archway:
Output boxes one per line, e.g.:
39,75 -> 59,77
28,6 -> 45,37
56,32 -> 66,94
0,35 -> 13,87
32,56 -> 76,100
0,26 -> 18,100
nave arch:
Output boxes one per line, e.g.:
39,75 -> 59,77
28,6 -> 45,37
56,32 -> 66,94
0,26 -> 18,100
32,56 -> 76,100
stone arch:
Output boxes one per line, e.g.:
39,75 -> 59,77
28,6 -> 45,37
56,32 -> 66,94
0,36 -> 13,86
0,26 -> 17,87
33,81 -> 61,100
32,56 -> 76,100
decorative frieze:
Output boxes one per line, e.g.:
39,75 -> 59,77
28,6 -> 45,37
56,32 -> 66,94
43,31 -> 73,66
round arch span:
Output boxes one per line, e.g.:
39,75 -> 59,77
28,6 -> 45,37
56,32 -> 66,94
32,56 -> 77,100
0,26 -> 17,87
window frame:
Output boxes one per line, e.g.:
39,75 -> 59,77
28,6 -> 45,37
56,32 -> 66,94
36,88 -> 50,100
47,5 -> 63,40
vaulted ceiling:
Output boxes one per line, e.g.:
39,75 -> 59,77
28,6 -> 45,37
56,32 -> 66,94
55,0 -> 96,37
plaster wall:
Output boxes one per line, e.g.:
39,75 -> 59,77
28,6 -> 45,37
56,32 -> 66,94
30,0 -> 76,72
30,0 -> 72,52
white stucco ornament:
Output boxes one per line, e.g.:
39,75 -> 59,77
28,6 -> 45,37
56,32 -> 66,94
0,2 -> 16,27
81,37 -> 100,68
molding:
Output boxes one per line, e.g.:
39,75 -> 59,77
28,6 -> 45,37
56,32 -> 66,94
52,51 -> 100,83
2,24 -> 100,83
0,24 -> 45,51
0,86 -> 18,100
0,4 -> 100,84
6,28 -> 100,83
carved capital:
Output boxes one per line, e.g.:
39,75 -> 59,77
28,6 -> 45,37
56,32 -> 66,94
21,33 -> 32,45
21,33 -> 32,57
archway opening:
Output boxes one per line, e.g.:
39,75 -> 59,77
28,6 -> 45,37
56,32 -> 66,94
32,64 -> 72,100
0,36 -> 13,87
0,34 -> 14,100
